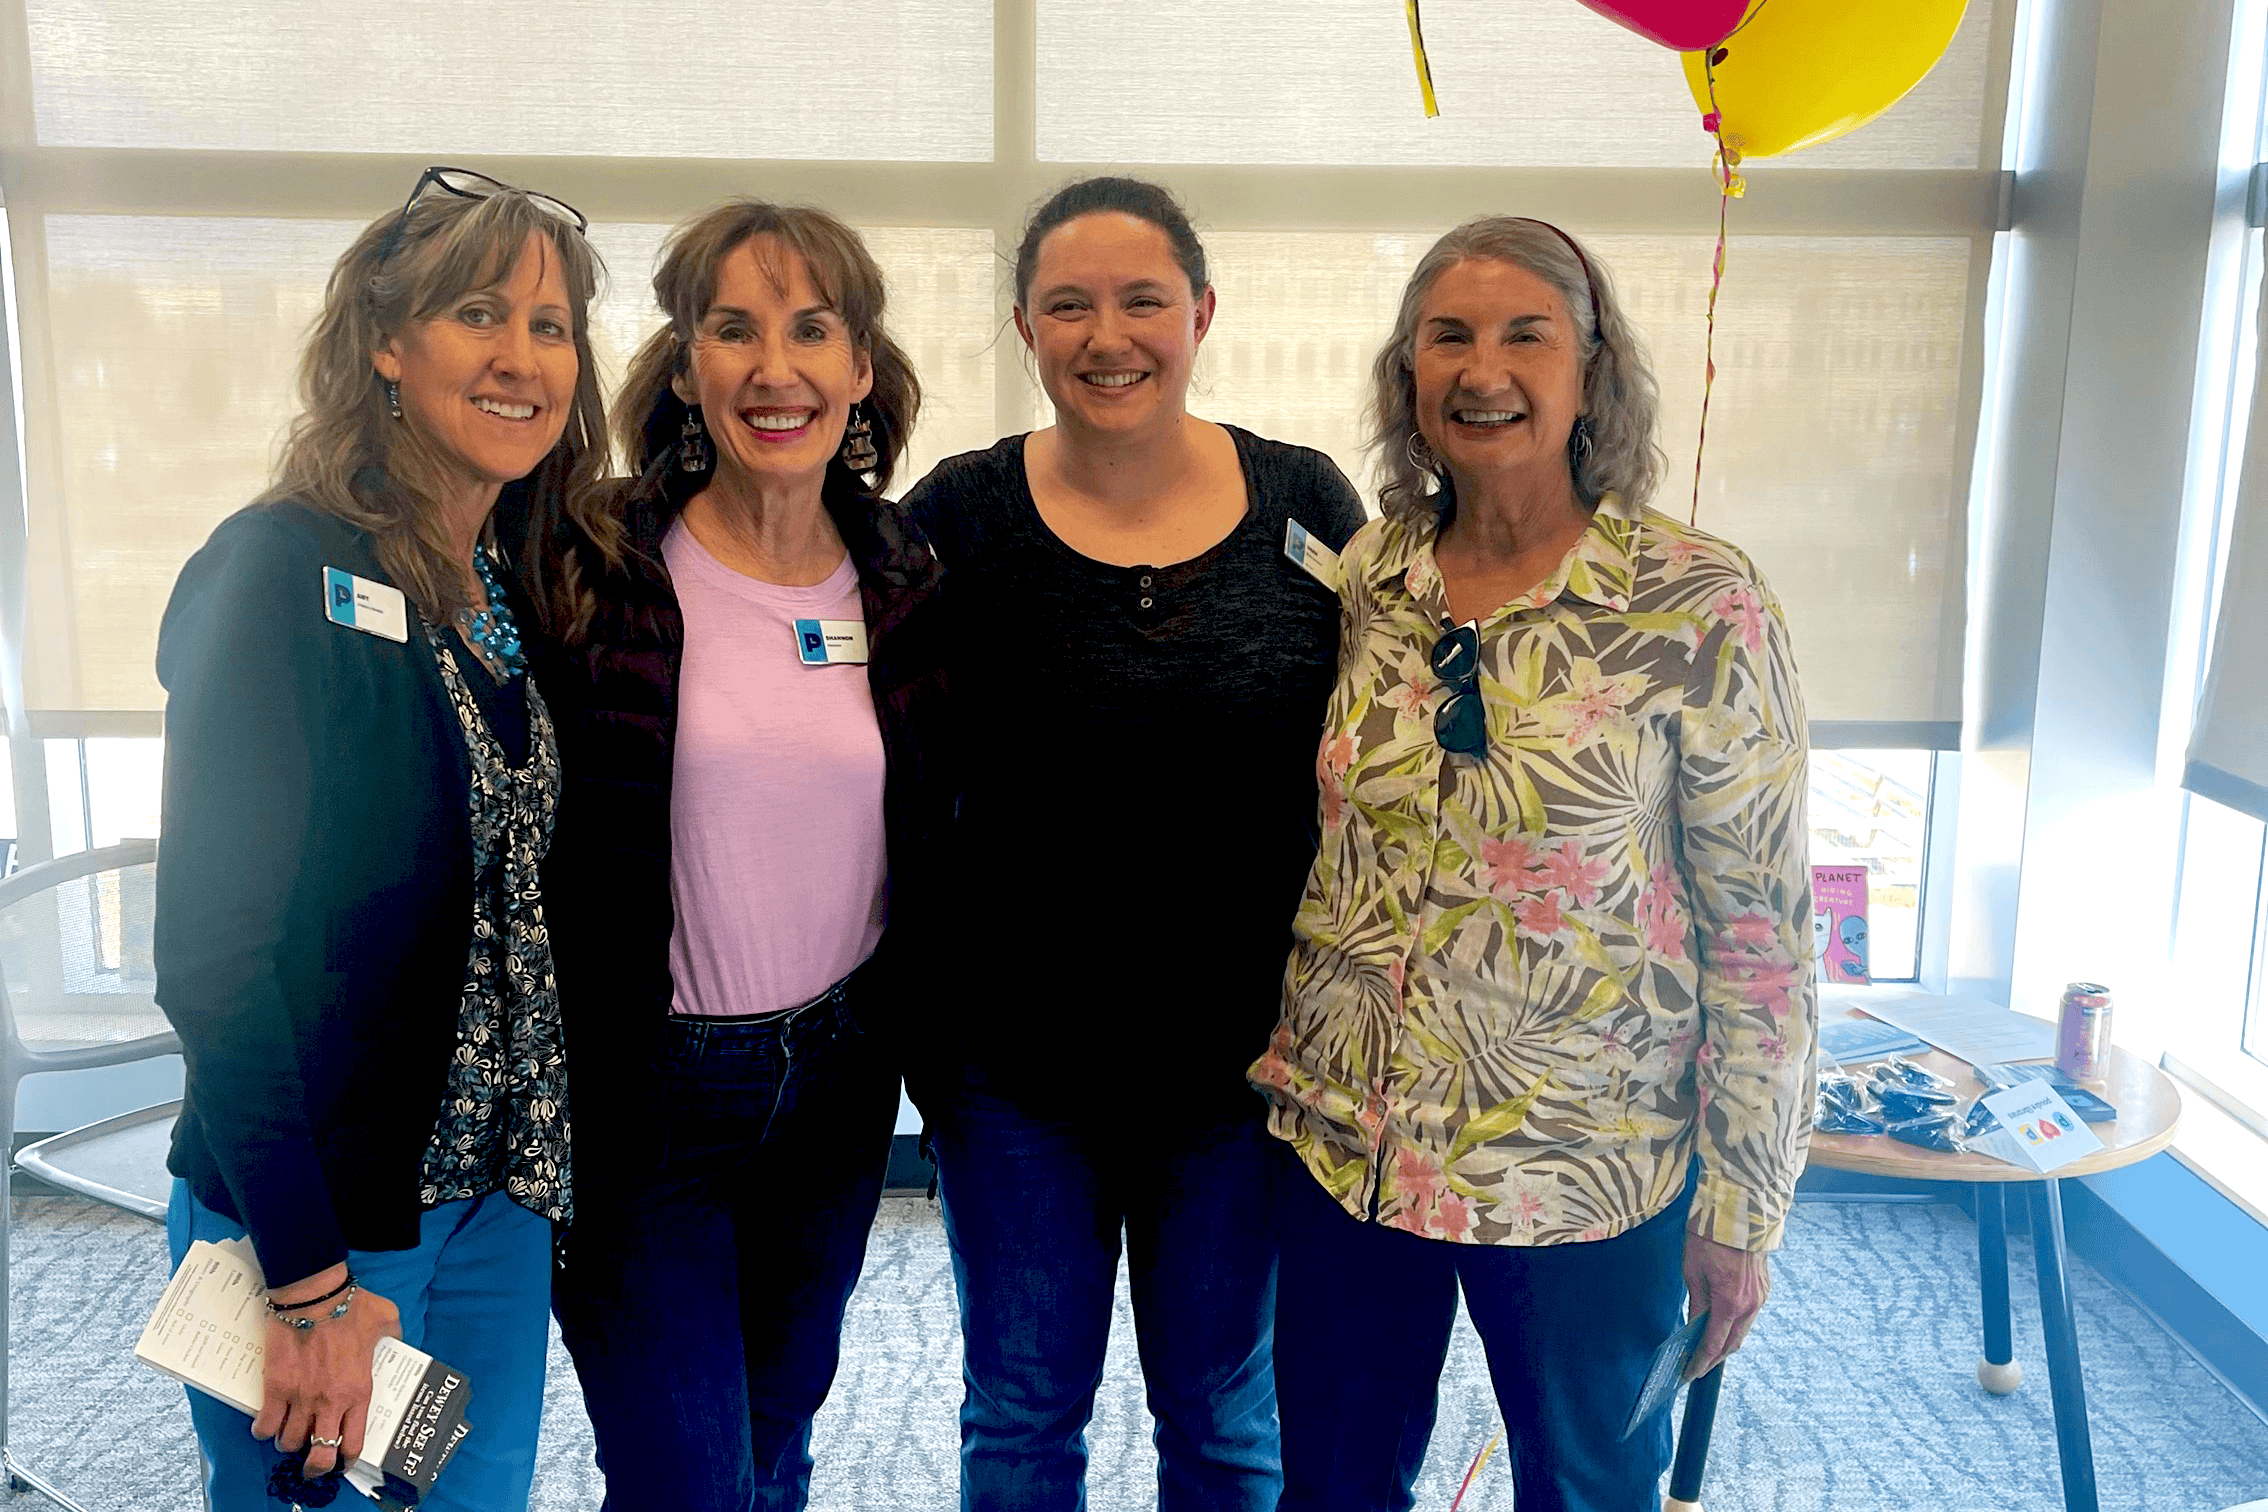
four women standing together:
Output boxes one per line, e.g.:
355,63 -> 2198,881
154,167 -> 1813,1512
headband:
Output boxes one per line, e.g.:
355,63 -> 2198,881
1517,217 -> 1603,339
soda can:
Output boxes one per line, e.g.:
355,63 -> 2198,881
2056,982 -> 2113,1081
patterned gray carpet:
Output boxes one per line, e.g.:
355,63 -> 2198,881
4,1193 -> 2264,1511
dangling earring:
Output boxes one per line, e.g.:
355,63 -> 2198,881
1406,431 -> 1442,479
385,379 -> 403,422
679,407 -> 709,473
1568,415 -> 1595,474
840,403 -> 879,474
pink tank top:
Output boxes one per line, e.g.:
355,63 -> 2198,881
662,519 -> 887,1016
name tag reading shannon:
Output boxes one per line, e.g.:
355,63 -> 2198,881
322,567 -> 408,643
794,618 -> 869,666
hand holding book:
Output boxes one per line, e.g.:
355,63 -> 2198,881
257,1267 -> 404,1478
139,1240 -> 478,1507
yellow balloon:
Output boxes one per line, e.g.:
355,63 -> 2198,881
1681,0 -> 1968,160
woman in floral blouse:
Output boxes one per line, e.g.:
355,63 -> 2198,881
1254,217 -> 1817,1512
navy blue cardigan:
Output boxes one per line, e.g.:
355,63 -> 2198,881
155,501 -> 494,1288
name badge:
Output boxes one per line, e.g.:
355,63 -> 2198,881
322,567 -> 408,643
1285,519 -> 1344,592
794,618 -> 869,666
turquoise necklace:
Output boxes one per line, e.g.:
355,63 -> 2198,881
461,545 -> 527,678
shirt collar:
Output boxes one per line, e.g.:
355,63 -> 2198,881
1373,490 -> 1639,616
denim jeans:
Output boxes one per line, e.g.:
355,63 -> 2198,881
552,982 -> 896,1512
928,1079 -> 1282,1512
168,1181 -> 554,1512
1273,1140 -> 1693,1512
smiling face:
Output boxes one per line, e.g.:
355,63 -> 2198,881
675,234 -> 873,492
1410,256 -> 1587,492
1015,211 -> 1215,440
372,228 -> 578,508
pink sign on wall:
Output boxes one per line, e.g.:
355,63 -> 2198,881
1811,865 -> 1871,985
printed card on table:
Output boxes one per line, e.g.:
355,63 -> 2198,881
1810,865 -> 1872,985
1974,1081 -> 2106,1173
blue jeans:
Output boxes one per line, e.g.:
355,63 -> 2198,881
167,1180 -> 553,1512
1272,1141 -> 1692,1512
929,1080 -> 1281,1512
552,987 -> 896,1512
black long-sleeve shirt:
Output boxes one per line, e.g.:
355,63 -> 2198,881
904,425 -> 1366,1114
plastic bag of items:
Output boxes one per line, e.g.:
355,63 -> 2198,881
1815,1070 -> 1887,1135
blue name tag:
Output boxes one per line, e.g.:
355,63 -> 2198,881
793,619 -> 869,665
322,567 -> 408,643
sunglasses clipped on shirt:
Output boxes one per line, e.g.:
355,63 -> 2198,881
376,166 -> 588,264
1430,618 -> 1487,758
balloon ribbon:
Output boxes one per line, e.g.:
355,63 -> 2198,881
1406,1 -> 1441,118
1448,1432 -> 1502,1511
1692,56 -> 1746,527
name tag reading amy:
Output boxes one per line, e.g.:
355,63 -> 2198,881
322,567 -> 408,643
794,619 -> 869,666
1284,519 -> 1344,592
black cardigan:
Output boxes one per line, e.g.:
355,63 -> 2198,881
525,467 -> 950,1205
155,501 -> 490,1288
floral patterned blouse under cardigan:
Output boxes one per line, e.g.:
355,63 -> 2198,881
415,629 -> 572,1224
1252,490 -> 1816,1255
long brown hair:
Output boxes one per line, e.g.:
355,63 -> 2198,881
614,200 -> 922,496
262,186 -> 613,626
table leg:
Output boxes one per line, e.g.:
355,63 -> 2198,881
1976,1183 -> 2022,1393
1663,1363 -> 1723,1512
2030,1177 -> 2100,1512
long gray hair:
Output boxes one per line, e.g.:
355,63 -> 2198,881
1368,217 -> 1662,518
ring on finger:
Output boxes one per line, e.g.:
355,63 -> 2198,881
308,1434 -> 344,1450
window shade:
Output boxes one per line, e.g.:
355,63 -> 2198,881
26,0 -> 995,161
1179,231 -> 1971,737
1037,0 -> 1999,169
2186,284 -> 2268,820
3,0 -> 2008,740
22,216 -> 996,717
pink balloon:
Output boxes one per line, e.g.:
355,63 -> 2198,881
1573,0 -> 1751,51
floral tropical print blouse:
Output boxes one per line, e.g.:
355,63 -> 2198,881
1252,490 -> 1816,1254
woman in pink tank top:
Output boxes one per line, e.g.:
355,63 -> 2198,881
512,200 -> 951,1512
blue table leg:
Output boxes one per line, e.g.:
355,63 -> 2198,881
1665,1363 -> 1723,1511
2030,1177 -> 2100,1512
1977,1183 -> 2021,1393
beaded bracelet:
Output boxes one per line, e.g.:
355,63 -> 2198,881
268,1271 -> 356,1313
271,1285 -> 356,1332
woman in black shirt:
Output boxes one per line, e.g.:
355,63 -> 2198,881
903,175 -> 1364,1512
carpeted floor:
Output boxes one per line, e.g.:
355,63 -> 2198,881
5,1192 -> 2264,1510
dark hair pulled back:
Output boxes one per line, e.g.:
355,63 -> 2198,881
1013,176 -> 1209,310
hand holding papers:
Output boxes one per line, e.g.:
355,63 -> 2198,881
137,1239 -> 474,1507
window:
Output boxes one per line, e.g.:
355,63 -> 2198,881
2166,4 -> 2268,1124
2,0 -> 2013,890
1808,750 -> 1933,984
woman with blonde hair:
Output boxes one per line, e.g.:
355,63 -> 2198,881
524,198 -> 948,1512
157,168 -> 605,1510
1256,216 -> 1816,1512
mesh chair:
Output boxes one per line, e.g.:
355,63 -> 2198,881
0,841 -> 178,1510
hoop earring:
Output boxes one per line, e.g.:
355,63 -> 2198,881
1568,415 -> 1595,474
385,380 -> 403,422
840,403 -> 879,474
1406,431 -> 1442,479
679,407 -> 709,474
